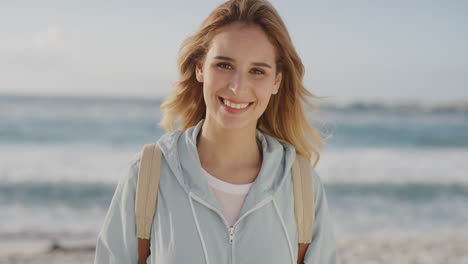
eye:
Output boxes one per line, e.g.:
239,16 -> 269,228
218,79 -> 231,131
216,62 -> 233,70
251,68 -> 265,75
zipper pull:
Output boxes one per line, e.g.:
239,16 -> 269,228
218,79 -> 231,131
229,227 -> 234,244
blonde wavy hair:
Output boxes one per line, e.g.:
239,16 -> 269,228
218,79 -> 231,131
160,0 -> 332,167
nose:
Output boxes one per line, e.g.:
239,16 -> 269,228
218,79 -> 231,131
229,71 -> 248,95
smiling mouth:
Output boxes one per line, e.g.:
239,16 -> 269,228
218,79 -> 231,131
218,96 -> 254,109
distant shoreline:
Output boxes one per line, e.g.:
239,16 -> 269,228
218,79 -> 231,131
0,93 -> 162,104
1,93 -> 467,112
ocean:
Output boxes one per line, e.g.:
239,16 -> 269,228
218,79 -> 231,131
1,95 -> 467,244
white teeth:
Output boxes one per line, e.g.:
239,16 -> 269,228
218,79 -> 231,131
222,98 -> 249,109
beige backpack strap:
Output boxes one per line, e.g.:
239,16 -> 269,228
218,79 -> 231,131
292,154 -> 315,263
135,143 -> 162,264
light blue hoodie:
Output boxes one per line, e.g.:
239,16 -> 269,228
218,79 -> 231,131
94,119 -> 338,263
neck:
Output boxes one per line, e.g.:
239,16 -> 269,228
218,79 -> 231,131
197,118 -> 262,171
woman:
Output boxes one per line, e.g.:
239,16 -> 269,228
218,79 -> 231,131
94,0 -> 337,263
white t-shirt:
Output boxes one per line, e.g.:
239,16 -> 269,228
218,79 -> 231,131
202,168 -> 253,227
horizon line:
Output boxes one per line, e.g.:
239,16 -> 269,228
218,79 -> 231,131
1,92 -> 467,109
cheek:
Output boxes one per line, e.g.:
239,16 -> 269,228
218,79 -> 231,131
254,82 -> 275,104
204,71 -> 229,91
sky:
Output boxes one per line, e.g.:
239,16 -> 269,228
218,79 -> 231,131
1,0 -> 467,105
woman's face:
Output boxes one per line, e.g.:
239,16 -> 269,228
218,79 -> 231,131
196,22 -> 282,131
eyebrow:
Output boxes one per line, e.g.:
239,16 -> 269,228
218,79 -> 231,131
214,56 -> 272,69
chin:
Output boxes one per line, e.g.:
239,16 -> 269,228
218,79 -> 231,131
214,115 -> 258,131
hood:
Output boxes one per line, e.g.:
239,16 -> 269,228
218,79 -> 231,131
157,119 -> 296,216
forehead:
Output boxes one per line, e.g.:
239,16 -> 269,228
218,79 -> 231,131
207,23 -> 276,64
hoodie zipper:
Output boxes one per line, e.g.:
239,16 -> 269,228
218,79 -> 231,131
189,193 -> 274,263
229,227 -> 235,243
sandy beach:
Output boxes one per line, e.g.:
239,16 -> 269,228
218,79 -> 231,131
338,232 -> 468,264
2,231 -> 467,264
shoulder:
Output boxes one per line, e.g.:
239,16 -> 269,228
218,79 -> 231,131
311,168 -> 323,194
115,152 -> 141,190
157,129 -> 184,151
310,168 -> 323,189
128,150 -> 142,168
122,129 -> 180,184
309,167 -> 331,215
